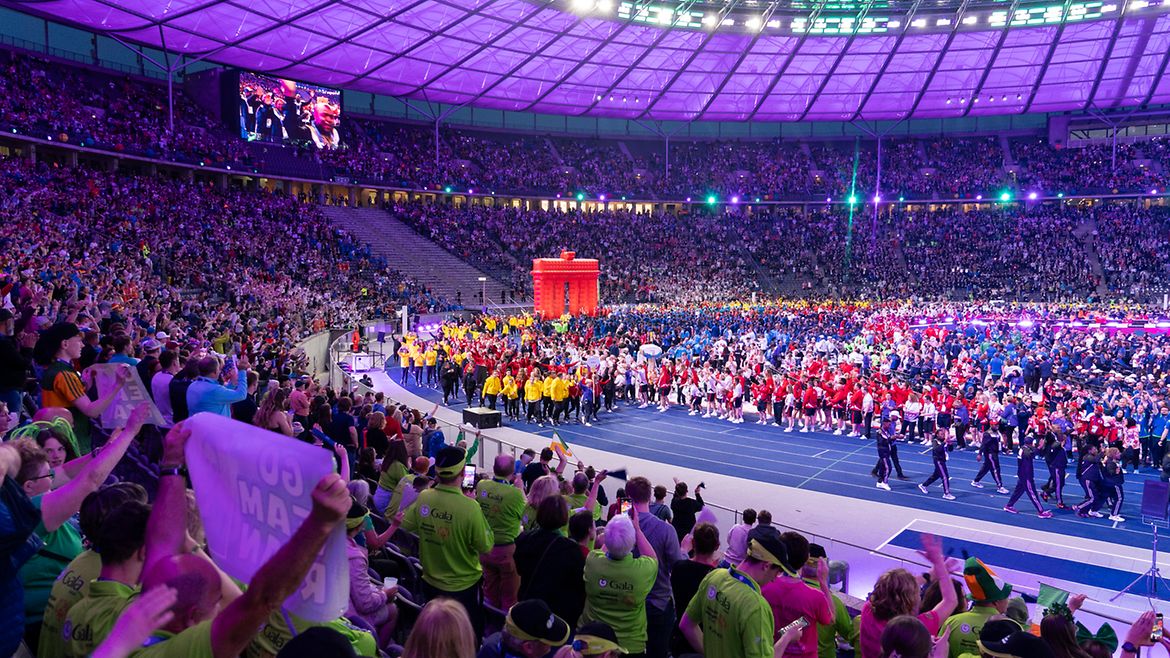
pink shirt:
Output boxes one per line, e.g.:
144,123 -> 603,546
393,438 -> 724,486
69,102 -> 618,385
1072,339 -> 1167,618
858,601 -> 941,658
761,577 -> 834,658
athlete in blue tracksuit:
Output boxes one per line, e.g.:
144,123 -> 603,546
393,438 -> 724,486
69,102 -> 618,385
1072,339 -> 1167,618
1004,443 -> 1051,517
1101,450 -> 1126,522
1074,448 -> 1105,518
875,423 -> 895,491
919,431 -> 953,499
971,427 -> 1008,492
1038,431 -> 1068,508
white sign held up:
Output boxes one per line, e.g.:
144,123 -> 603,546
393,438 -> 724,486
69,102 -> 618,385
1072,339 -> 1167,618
184,412 -> 348,622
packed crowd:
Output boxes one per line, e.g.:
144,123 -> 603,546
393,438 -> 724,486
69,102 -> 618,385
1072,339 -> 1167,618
0,157 -> 455,385
5,48 -> 1170,202
0,301 -> 1159,658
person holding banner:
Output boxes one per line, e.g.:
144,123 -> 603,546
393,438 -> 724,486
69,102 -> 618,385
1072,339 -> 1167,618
133,422 -> 352,658
401,445 -> 493,640
34,322 -> 132,454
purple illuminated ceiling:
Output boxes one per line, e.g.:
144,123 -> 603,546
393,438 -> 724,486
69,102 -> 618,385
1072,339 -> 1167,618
11,0 -> 1170,121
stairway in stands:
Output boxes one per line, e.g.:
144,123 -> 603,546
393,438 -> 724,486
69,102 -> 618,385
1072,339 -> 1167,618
1073,217 -> 1111,298
322,206 -> 515,308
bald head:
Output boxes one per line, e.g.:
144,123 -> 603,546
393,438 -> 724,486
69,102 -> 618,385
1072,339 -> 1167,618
33,407 -> 74,426
493,454 -> 514,478
142,554 -> 223,633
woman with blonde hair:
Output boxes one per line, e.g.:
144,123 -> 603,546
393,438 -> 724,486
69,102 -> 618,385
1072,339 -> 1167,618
857,535 -> 957,658
401,597 -> 476,658
522,475 -> 561,531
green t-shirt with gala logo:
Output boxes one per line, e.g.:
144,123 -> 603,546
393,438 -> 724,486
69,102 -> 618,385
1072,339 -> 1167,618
580,551 -> 657,653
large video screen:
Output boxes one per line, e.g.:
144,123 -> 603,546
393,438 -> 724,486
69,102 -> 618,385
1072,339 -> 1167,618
238,71 -> 343,150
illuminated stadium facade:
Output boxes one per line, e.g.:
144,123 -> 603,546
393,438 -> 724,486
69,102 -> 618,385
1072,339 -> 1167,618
5,0 -> 1170,122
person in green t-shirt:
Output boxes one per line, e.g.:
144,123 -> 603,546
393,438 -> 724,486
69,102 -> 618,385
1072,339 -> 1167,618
245,607 -> 378,657
579,511 -> 658,654
475,455 -> 527,610
940,558 -> 1015,658
63,493 -> 154,658
402,446 -> 493,639
12,403 -> 151,648
42,482 -> 150,658
679,525 -> 806,658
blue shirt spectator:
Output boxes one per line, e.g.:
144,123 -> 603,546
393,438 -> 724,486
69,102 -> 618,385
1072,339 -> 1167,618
186,355 -> 248,418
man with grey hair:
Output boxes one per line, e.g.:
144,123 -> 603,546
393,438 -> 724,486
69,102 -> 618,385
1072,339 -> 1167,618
580,511 -> 657,655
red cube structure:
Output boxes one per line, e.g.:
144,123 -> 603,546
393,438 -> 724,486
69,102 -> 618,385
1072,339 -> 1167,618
531,251 -> 600,318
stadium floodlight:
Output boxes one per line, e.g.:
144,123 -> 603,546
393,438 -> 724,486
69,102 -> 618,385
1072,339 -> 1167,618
1057,193 -> 1064,198
898,196 -> 905,202
755,198 -> 761,203
599,194 -> 606,201
1027,191 -> 1038,200
976,194 -> 983,201
576,193 -> 585,201
873,194 -> 881,203
444,186 -> 452,193
730,196 -> 740,204
847,195 -> 858,205
999,191 -> 1012,202
706,195 -> 717,205
1152,189 -> 1160,195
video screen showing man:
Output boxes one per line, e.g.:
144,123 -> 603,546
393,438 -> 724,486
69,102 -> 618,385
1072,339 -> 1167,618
238,72 -> 343,150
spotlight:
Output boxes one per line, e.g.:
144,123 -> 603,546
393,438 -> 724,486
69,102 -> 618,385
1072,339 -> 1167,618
1027,192 -> 1038,200
444,186 -> 452,193
898,196 -> 905,202
599,194 -> 606,201
731,196 -> 740,204
685,197 -> 692,202
999,191 -> 1011,202
1057,193 -> 1064,198
576,193 -> 585,201
706,195 -> 717,205
848,195 -> 858,205
976,195 -> 983,201
873,194 -> 881,203
1152,189 -> 1160,195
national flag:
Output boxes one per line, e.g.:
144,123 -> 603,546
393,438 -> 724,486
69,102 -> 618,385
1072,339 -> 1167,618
550,431 -> 575,460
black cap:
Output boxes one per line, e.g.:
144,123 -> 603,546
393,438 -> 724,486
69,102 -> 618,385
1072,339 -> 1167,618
435,446 -> 467,478
573,621 -> 627,655
347,498 -> 368,520
276,626 -> 357,658
505,600 -> 570,646
33,322 -> 81,365
979,630 -> 1053,658
746,525 -> 797,575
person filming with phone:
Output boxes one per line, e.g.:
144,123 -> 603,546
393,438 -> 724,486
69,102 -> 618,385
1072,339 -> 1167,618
762,531 -> 835,658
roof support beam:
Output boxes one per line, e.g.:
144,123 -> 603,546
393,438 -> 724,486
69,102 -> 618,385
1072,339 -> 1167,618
1023,0 -> 1076,114
851,0 -> 925,121
962,0 -> 1022,117
797,0 -> 878,121
743,1 -> 829,121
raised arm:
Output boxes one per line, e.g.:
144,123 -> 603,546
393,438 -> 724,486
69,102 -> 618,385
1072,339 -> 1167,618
73,365 -> 131,419
145,423 -> 193,571
210,473 -> 349,658
919,534 -> 958,619
41,404 -> 150,532
584,469 -> 607,512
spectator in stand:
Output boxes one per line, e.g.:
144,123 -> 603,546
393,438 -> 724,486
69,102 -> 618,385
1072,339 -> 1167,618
403,598 -> 478,658
187,354 -> 250,418
580,513 -> 658,656
725,508 -> 757,566
515,495 -> 587,624
670,480 -> 704,541
648,485 -> 672,522
940,558 -> 1016,658
476,454 -> 527,610
804,544 -> 859,658
679,524 -> 805,658
478,599 -> 570,658
857,534 -> 958,658
401,446 -> 493,638
762,531 -> 834,658
669,521 -> 720,656
626,475 -> 686,658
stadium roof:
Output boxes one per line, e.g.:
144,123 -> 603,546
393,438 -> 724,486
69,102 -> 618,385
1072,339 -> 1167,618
11,0 -> 1170,121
